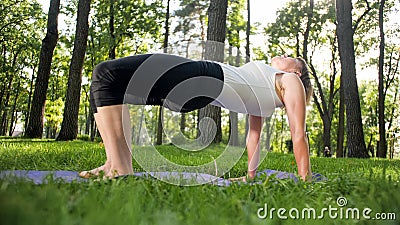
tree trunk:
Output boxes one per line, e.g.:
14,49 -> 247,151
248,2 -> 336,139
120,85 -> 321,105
377,0 -> 387,158
304,0 -> 337,155
180,112 -> 186,135
136,108 -> 145,145
156,0 -> 170,145
180,34 -> 191,136
229,111 -> 239,146
57,0 -> 91,141
310,60 -> 336,153
335,0 -> 368,158
264,116 -> 274,151
336,73 -> 345,157
163,0 -> 170,53
245,0 -> 250,63
24,0 -> 60,138
25,63 -> 36,131
156,106 -> 163,145
85,93 -> 93,136
89,112 -> 96,141
108,0 -> 116,60
244,0 -> 251,144
322,118 -> 332,153
0,47 -> 6,110
304,0 -> 336,154
229,47 -> 241,146
0,70 -> 14,136
198,0 -> 227,145
303,0 -> 313,61
8,79 -> 21,136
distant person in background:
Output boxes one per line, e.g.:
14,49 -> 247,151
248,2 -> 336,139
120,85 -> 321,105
323,146 -> 332,157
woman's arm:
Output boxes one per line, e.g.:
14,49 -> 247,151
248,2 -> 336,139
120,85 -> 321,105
246,115 -> 263,179
281,73 -> 312,181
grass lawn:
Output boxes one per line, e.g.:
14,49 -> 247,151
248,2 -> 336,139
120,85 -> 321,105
0,138 -> 399,225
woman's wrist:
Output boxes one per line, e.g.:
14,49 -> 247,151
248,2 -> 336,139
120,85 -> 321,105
247,170 -> 256,180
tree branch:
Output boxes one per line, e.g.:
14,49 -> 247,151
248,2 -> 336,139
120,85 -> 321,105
309,60 -> 328,115
0,0 -> 23,13
313,92 -> 324,117
353,0 -> 372,31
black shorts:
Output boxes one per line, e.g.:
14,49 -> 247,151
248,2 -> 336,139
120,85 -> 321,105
90,54 -> 224,113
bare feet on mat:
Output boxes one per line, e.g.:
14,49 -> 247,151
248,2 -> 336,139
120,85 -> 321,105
228,176 -> 247,182
79,162 -> 134,179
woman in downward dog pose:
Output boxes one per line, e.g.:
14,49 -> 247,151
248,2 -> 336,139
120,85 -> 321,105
80,53 -> 313,181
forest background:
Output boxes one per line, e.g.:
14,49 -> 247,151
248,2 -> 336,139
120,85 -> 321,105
0,0 -> 399,159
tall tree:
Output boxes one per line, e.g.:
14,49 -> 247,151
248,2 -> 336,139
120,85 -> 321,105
156,0 -> 170,145
0,1 -> 44,136
84,0 -> 162,140
173,0 -> 209,138
226,0 -> 246,146
25,0 -> 60,138
302,0 -> 313,60
385,48 -> 400,158
335,0 -> 369,158
243,0 -> 251,144
198,0 -> 228,145
174,0 -> 208,139
108,0 -> 116,59
0,50 -> 20,136
245,0 -> 250,63
173,0 -> 208,44
336,67 -> 345,157
57,0 -> 91,141
377,0 -> 387,158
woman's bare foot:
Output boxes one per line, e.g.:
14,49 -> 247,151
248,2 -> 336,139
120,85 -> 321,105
79,163 -> 134,179
105,165 -> 134,178
79,162 -> 111,178
228,176 -> 247,182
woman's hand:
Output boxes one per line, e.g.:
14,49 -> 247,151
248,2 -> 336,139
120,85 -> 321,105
228,173 -> 256,182
228,176 -> 247,182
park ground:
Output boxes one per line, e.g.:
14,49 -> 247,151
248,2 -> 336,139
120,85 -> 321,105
0,138 -> 399,225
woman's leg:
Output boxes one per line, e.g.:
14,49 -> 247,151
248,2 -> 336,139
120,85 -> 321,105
79,55 -> 149,179
79,104 -> 133,178
78,112 -> 111,178
80,53 -> 224,178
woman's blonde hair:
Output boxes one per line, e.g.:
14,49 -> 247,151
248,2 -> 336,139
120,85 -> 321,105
295,57 -> 313,104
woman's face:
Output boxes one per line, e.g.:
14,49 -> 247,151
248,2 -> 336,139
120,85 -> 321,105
271,55 -> 301,74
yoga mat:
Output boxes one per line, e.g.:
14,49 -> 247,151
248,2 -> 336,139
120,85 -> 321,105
0,170 -> 326,185
0,170 -> 87,184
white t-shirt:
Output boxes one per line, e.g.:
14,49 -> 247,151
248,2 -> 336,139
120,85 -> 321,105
210,61 -> 284,117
